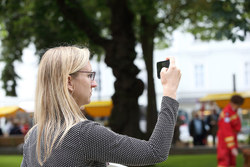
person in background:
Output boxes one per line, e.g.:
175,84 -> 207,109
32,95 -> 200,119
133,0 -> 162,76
0,126 -> 3,136
21,119 -> 30,135
217,95 -> 244,167
189,111 -> 207,146
9,119 -> 23,135
3,118 -> 13,135
207,109 -> 219,146
172,115 -> 184,146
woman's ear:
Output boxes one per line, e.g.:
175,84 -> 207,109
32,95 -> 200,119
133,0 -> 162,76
68,75 -> 74,92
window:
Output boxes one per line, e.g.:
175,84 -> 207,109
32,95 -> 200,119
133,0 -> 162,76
195,64 -> 204,88
245,62 -> 250,86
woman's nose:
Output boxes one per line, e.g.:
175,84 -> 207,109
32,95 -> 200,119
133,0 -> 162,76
91,80 -> 98,88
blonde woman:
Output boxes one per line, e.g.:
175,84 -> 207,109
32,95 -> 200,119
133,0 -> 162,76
21,46 -> 181,167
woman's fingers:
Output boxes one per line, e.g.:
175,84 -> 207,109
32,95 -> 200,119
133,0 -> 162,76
160,67 -> 168,79
160,56 -> 181,99
168,57 -> 176,68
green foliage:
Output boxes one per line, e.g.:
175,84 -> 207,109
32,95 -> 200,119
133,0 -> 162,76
0,0 -> 250,96
0,0 -> 107,96
186,0 -> 250,42
0,23 -> 8,40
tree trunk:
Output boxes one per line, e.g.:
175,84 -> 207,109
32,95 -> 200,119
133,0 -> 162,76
140,16 -> 158,138
57,0 -> 145,138
105,0 -> 145,138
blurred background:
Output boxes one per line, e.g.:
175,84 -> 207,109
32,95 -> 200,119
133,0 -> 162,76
0,0 -> 250,167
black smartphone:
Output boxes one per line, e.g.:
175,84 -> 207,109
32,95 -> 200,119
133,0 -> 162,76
157,60 -> 170,79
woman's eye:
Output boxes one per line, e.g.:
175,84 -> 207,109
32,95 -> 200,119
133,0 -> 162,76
88,74 -> 92,78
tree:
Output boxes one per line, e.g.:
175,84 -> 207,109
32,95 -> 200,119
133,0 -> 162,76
134,1 -> 188,136
1,0 -> 249,139
0,0 -> 145,138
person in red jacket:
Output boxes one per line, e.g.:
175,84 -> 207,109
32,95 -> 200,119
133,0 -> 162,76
217,95 -> 244,167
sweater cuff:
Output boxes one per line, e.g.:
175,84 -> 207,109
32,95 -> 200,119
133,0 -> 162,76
162,96 -> 179,110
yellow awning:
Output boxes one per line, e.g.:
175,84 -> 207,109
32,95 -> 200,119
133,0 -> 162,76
0,106 -> 26,117
84,101 -> 113,117
200,91 -> 250,109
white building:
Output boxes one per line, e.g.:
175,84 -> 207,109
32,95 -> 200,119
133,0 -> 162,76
0,31 -> 250,115
153,31 -> 250,113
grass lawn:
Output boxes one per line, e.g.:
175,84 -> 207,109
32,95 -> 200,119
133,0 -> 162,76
0,154 -> 244,167
152,154 -> 244,167
0,155 -> 23,167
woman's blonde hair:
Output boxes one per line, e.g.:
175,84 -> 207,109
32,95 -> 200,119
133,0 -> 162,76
26,46 -> 90,165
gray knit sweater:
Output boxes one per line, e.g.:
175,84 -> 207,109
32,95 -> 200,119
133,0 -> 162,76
21,96 -> 179,167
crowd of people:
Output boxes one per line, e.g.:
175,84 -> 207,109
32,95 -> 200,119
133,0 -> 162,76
173,95 -> 244,167
171,108 -> 220,147
188,109 -> 219,146
173,95 -> 244,150
0,118 -> 30,136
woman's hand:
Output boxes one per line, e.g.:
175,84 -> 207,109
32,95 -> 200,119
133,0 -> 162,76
160,57 -> 181,99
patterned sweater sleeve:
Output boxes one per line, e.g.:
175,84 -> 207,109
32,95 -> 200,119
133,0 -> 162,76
80,96 -> 179,166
